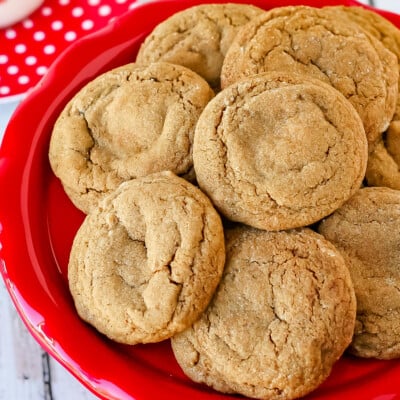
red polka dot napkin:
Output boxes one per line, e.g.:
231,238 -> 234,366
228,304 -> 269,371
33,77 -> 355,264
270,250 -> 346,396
0,0 -> 139,100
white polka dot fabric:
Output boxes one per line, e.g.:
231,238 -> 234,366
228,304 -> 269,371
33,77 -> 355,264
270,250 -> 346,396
0,0 -> 138,99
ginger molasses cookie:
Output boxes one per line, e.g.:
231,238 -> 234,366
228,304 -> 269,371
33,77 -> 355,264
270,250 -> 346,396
324,5 -> 400,122
172,226 -> 356,399
193,72 -> 367,231
68,171 -> 225,345
321,6 -> 400,189
49,62 -> 214,214
135,3 -> 264,89
319,187 -> 400,359
221,6 -> 398,143
366,123 -> 400,190
323,5 -> 400,59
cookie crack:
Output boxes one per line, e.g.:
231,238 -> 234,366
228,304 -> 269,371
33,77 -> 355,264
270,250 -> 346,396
155,29 -> 192,58
79,111 -> 96,164
214,332 -> 254,362
217,99 -> 282,210
198,9 -> 222,45
281,47 -> 322,74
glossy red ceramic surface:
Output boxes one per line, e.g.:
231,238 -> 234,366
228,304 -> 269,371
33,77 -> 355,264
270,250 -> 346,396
1,1 -> 400,399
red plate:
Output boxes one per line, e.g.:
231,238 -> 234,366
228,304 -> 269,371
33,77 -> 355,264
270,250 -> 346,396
1,1 -> 400,399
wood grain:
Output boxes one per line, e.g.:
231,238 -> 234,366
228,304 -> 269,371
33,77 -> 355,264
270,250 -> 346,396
0,280 -> 45,399
0,280 -> 97,399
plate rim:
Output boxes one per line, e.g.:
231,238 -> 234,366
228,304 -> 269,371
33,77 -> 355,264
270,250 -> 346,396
1,0 -> 400,399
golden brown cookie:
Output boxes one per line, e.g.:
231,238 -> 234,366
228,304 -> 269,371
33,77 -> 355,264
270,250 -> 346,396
68,171 -> 225,345
324,5 -> 400,121
221,6 -> 398,143
172,226 -> 356,399
333,6 -> 400,56
49,62 -> 214,214
135,3 -> 265,89
322,6 -> 400,189
193,72 -> 368,231
318,187 -> 400,359
366,122 -> 400,190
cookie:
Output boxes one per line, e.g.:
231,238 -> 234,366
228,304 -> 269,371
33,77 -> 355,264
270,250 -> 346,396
324,5 -> 400,121
318,187 -> 400,359
325,6 -> 400,57
49,62 -> 214,213
322,6 -> 400,189
365,122 -> 400,190
193,72 -> 368,231
387,121 -> 400,165
172,226 -> 356,399
220,6 -> 398,143
135,3 -> 264,89
68,171 -> 225,345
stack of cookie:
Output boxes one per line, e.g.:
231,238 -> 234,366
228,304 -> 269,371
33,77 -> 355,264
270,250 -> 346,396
48,3 -> 400,400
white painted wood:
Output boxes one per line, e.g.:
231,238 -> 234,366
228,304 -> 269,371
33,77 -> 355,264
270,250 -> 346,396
0,279 -> 45,400
374,0 -> 400,14
0,278 -> 98,400
50,359 -> 99,400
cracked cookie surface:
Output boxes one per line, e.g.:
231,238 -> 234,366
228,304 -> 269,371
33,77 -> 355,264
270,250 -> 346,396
322,6 -> 400,189
49,62 -> 214,214
68,171 -> 225,345
193,72 -> 367,231
135,3 -> 264,89
172,226 -> 356,400
366,122 -> 400,190
323,5 -> 400,121
220,6 -> 398,143
318,187 -> 400,359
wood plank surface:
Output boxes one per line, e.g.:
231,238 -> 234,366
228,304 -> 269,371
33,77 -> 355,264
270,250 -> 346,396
0,280 -> 45,400
0,279 -> 98,400
0,0 -> 396,399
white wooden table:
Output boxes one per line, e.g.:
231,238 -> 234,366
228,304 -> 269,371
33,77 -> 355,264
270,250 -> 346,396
1,0 -> 400,398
